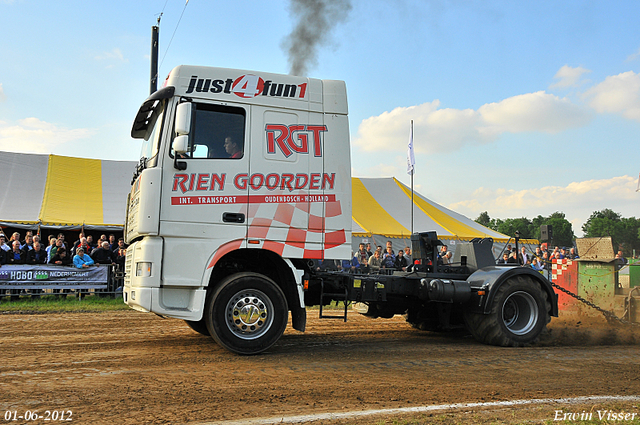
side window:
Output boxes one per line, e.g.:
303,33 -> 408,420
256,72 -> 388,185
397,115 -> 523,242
178,103 -> 246,159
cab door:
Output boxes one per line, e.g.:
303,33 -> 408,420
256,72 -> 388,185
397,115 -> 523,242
160,100 -> 250,286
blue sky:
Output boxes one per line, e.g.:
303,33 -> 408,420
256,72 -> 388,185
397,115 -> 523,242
1,0 -> 638,236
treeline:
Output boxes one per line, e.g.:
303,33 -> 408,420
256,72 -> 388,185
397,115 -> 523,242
475,209 -> 640,256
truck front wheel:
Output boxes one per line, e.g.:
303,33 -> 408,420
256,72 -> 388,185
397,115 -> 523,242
205,272 -> 288,355
464,276 -> 550,346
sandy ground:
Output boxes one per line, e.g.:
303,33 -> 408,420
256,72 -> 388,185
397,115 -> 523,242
1,309 -> 640,424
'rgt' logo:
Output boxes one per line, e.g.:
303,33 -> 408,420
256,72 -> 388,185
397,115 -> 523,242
265,124 -> 327,158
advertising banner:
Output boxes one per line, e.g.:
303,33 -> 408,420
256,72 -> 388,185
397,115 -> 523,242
0,265 -> 109,290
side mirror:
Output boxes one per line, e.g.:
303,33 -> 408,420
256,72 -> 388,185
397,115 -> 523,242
175,102 -> 192,136
172,135 -> 189,171
173,135 -> 189,154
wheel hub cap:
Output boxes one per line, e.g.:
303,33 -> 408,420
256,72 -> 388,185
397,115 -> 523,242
225,290 -> 273,340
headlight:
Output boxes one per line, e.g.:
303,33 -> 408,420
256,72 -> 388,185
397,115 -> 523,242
136,262 -> 152,277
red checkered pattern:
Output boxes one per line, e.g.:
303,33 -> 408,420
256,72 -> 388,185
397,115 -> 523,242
206,190 -> 350,268
245,191 -> 346,259
551,258 -> 573,281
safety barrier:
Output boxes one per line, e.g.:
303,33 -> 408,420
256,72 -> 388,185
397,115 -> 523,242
0,264 -> 124,299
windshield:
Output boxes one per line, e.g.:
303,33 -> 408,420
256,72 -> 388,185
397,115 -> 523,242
139,101 -> 165,168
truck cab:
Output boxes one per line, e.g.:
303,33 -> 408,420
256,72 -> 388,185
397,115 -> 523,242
124,65 -> 352,353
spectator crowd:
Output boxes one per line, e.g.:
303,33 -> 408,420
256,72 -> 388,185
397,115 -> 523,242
0,230 -> 127,300
317,240 -> 413,274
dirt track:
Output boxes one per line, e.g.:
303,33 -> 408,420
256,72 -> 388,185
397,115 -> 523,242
1,309 -> 640,424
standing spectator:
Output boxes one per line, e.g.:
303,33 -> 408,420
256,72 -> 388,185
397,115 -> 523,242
498,253 -> 509,264
365,243 -> 373,258
568,247 -> 579,260
73,247 -> 94,269
57,232 -> 69,250
385,240 -> 394,255
26,242 -> 47,264
6,241 -> 24,301
21,234 -> 34,254
74,237 -> 92,256
46,236 -> 57,263
0,235 -> 7,264
540,251 -> 550,269
535,246 -> 543,258
381,247 -> 396,269
0,234 -> 11,255
356,243 -> 369,267
26,242 -> 46,298
439,245 -> 448,261
73,247 -> 94,299
519,246 -> 529,265
91,241 -> 115,265
51,247 -> 72,266
108,234 -> 117,251
367,250 -> 382,272
114,246 -> 127,270
403,247 -> 412,266
615,250 -> 627,269
531,257 -> 544,272
7,241 -> 25,264
10,232 -> 21,248
73,232 -> 85,251
113,238 -> 127,255
86,235 -> 96,250
50,238 -> 65,259
395,249 -> 408,271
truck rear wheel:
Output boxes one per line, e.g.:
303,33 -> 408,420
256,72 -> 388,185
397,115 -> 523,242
464,276 -> 550,346
205,272 -> 288,355
184,319 -> 210,336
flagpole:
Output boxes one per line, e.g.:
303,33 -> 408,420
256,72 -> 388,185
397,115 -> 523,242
410,120 -> 414,236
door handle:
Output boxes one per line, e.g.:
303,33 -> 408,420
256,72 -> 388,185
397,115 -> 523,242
223,212 -> 245,223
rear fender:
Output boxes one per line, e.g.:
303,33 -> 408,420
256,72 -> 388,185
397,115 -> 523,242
467,266 -> 558,316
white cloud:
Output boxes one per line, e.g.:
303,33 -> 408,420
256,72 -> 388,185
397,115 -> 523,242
447,175 -> 639,235
0,83 -> 5,102
353,92 -> 591,154
583,71 -> 640,121
94,48 -> 127,66
550,65 -> 591,89
0,118 -> 95,154
626,47 -> 640,62
478,91 -> 591,133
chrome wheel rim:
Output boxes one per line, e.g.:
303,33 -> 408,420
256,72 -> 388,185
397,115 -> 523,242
501,291 -> 538,336
225,289 -> 273,340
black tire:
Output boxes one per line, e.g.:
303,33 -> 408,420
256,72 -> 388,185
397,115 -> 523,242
464,275 -> 551,346
405,306 -> 441,332
205,272 -> 288,355
184,319 -> 210,336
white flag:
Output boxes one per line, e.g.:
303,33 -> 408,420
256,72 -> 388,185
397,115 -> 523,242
407,121 -> 415,175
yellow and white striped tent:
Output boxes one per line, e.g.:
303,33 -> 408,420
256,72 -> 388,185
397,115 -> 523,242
0,152 -> 525,250
0,152 -> 135,230
351,177 -> 527,250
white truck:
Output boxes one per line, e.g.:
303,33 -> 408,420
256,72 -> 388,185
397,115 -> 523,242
124,65 -> 557,354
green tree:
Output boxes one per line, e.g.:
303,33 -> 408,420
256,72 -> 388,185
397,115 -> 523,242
582,209 -> 640,255
496,217 -> 533,239
475,211 -> 492,228
477,212 -> 575,246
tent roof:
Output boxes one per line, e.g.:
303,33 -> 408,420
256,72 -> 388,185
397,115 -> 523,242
352,177 -> 525,243
0,152 -> 135,230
